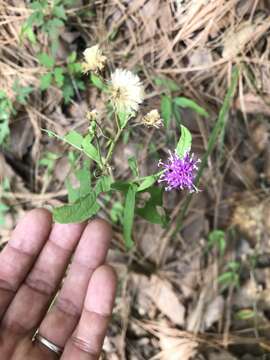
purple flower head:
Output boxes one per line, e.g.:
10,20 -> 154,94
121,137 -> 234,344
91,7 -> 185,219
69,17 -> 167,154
158,151 -> 200,192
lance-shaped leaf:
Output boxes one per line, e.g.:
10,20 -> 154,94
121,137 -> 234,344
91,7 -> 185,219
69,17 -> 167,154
137,174 -> 157,192
123,184 -> 138,249
53,191 -> 99,224
174,97 -> 209,117
176,125 -> 192,159
81,134 -> 102,166
161,95 -> 172,128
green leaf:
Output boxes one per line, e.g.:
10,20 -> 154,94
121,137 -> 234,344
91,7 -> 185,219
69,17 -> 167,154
218,271 -> 239,287
13,80 -> 33,105
76,167 -> 91,197
161,95 -> 172,128
0,203 -> 9,226
37,53 -> 55,68
95,176 -> 112,194
81,135 -> 102,165
118,112 -> 130,129
123,184 -> 137,249
154,76 -> 180,92
65,179 -> 79,203
53,5 -> 67,19
0,90 -> 6,99
128,156 -> 139,178
172,102 -> 182,127
54,67 -> 64,88
235,309 -> 255,320
67,51 -> 77,64
176,125 -> 192,158
24,26 -> 36,44
62,83 -> 74,103
110,202 -> 124,224
90,73 -> 106,90
227,261 -> 240,272
137,175 -> 157,192
208,230 -> 226,256
40,73 -> 53,90
136,186 -> 167,226
64,130 -> 84,149
66,160 -> 91,203
174,97 -> 209,117
111,181 -> 130,194
43,129 -> 84,153
53,191 -> 99,223
0,121 -> 9,145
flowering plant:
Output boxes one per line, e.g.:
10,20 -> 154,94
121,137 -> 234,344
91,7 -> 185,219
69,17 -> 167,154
47,45 -> 202,248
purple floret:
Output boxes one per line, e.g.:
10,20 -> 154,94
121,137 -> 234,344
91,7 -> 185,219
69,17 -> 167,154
158,151 -> 200,192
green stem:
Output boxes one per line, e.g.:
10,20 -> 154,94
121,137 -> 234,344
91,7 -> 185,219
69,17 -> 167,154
103,114 -> 125,172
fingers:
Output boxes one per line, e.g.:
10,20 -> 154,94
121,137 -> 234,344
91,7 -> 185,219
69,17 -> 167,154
1,220 -> 86,346
61,265 -> 117,360
0,209 -> 52,319
37,219 -> 112,349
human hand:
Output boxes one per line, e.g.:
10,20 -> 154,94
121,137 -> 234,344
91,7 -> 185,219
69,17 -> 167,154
0,209 -> 117,359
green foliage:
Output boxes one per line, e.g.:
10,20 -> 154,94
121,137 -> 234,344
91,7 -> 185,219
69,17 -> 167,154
39,151 -> 59,177
38,51 -> 84,103
128,156 -> 139,178
53,191 -> 100,223
110,201 -> 124,224
21,0 -> 74,53
90,73 -> 106,91
154,76 -> 180,92
208,229 -> 226,257
176,125 -> 192,158
0,203 -> 9,226
234,309 -> 255,320
173,97 -> 209,118
82,135 -> 102,166
22,1 -> 83,103
161,95 -> 172,128
65,160 -> 91,203
0,178 -> 10,226
43,129 -> 103,167
218,261 -> 240,290
0,91 -> 14,145
137,174 -> 158,192
123,184 -> 138,249
37,53 -> 55,68
136,186 -> 167,226
12,80 -> 34,105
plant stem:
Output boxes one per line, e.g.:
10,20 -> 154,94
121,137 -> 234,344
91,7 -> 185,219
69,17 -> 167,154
103,114 -> 124,172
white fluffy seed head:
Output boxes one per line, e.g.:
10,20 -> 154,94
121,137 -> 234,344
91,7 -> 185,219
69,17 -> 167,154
109,69 -> 144,114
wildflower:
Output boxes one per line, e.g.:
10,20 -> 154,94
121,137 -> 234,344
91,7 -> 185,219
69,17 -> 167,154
109,69 -> 144,114
141,109 -> 163,128
82,45 -> 107,73
158,151 -> 200,192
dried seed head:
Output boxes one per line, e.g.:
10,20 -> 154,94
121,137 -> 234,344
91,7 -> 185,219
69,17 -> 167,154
141,109 -> 163,128
82,45 -> 107,73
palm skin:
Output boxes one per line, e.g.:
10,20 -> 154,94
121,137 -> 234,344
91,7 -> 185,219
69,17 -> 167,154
0,209 -> 117,359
